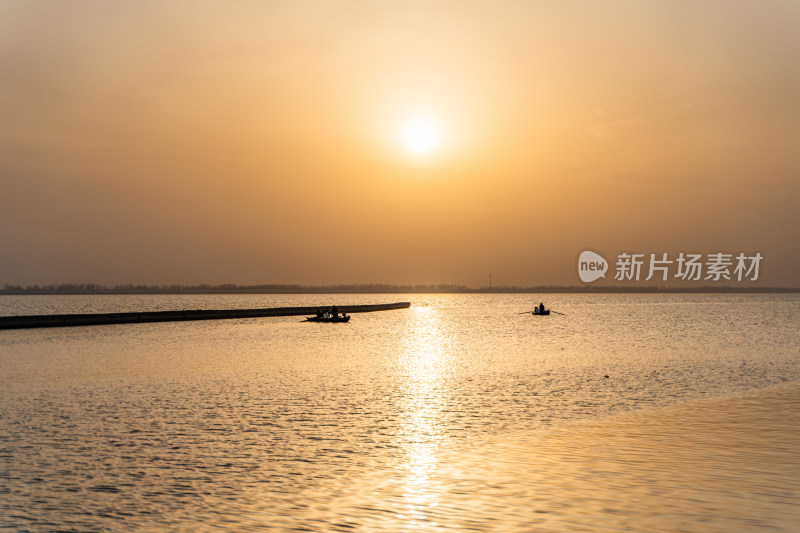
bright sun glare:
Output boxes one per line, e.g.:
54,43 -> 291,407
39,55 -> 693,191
400,116 -> 442,155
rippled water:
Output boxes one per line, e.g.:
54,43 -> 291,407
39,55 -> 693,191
1,293 -> 799,531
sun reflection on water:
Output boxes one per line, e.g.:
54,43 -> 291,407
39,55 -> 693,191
394,305 -> 455,528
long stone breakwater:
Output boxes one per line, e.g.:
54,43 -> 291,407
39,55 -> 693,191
0,302 -> 411,330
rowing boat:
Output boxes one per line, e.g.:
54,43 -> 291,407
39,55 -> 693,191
305,315 -> 351,323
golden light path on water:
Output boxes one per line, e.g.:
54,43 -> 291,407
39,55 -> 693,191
396,305 -> 450,528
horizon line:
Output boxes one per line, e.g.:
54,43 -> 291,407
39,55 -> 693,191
1,283 -> 798,294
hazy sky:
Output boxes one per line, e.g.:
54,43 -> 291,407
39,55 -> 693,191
1,1 -> 799,287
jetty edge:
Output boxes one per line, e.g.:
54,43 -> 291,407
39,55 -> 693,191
0,302 -> 411,330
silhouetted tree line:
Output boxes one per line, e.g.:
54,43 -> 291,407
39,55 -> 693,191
0,282 -> 472,293
0,283 -> 796,293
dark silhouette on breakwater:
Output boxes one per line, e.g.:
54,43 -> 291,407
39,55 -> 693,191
0,302 -> 410,330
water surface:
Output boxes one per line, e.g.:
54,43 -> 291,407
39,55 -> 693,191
1,293 -> 799,530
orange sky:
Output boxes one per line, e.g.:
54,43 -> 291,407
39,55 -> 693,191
1,1 -> 799,287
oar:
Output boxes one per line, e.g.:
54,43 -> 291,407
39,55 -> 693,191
518,311 -> 533,314
549,310 -> 565,315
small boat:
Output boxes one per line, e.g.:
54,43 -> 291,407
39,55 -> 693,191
305,315 -> 351,323
532,310 -> 550,316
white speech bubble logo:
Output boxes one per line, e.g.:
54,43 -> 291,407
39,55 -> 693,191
578,251 -> 608,283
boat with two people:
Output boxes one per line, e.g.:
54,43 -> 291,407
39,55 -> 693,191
305,305 -> 351,323
532,301 -> 550,316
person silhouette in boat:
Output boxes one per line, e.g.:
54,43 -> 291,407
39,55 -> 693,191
316,308 -> 323,318
535,302 -> 546,314
331,305 -> 339,318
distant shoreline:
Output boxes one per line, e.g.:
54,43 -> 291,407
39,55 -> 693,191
1,285 -> 798,295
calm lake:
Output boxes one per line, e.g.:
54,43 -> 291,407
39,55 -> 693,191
2,293 -> 799,531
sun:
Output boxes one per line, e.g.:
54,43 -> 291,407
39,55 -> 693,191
400,115 -> 442,155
